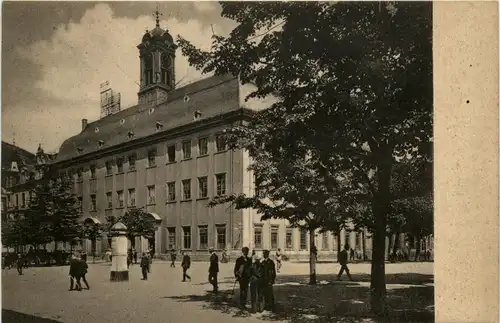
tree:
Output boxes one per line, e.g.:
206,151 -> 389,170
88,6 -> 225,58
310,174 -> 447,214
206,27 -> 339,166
49,175 -> 82,249
1,209 -> 24,249
22,183 -> 53,249
105,208 -> 156,249
178,1 -> 432,315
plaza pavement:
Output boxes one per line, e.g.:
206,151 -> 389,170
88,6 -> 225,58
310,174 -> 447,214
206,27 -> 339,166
2,261 -> 434,323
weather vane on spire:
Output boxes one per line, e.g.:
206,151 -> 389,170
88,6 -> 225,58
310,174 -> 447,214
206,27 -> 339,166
153,3 -> 163,28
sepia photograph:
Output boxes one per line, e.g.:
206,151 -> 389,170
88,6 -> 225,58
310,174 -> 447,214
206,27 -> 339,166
3,1 -> 439,322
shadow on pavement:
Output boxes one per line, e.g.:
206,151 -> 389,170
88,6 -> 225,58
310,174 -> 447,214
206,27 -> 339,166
163,273 -> 434,323
2,309 -> 64,323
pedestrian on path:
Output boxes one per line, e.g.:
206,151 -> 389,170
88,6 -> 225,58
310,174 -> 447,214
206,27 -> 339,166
181,251 -> 191,282
249,254 -> 263,313
80,254 -> 90,290
170,249 -> 177,268
234,247 -> 252,309
337,245 -> 353,281
133,248 -> 138,264
16,253 -> 24,275
208,248 -> 219,293
69,254 -> 82,291
140,253 -> 149,280
275,249 -> 282,273
260,250 -> 276,312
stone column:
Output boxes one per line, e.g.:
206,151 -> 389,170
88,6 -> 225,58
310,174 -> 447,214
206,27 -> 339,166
349,231 -> 356,249
340,229 -> 346,249
110,222 -> 129,282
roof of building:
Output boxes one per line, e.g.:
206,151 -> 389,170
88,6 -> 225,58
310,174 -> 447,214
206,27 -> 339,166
1,141 -> 36,171
55,74 -> 242,164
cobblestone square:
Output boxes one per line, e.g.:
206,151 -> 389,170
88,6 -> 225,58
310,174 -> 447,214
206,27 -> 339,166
2,261 -> 433,323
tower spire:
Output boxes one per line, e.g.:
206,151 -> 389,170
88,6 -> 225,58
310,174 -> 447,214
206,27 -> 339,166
153,3 -> 163,28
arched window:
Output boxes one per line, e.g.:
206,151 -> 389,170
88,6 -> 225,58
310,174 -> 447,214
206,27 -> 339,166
161,54 -> 171,86
144,54 -> 153,86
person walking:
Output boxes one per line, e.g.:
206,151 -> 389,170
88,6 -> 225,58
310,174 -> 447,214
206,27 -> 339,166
260,250 -> 277,312
145,249 -> 152,273
337,244 -> 354,281
133,248 -> 138,264
170,249 -> 177,268
275,248 -> 282,273
69,253 -> 82,291
249,254 -> 263,313
127,249 -> 132,269
140,253 -> 149,280
181,251 -> 191,282
234,247 -> 252,309
208,248 -> 219,293
80,254 -> 90,290
16,253 -> 24,275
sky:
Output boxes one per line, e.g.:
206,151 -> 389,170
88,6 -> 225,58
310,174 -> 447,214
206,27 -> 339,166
2,1 -> 248,154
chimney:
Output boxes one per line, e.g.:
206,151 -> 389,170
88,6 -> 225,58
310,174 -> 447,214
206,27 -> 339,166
81,119 -> 88,131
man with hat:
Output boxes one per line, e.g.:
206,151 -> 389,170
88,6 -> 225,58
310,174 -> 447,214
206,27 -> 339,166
208,247 -> 219,293
260,249 -> 277,312
234,247 -> 252,309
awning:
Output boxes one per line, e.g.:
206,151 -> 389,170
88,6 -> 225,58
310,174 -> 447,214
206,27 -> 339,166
148,212 -> 162,225
83,216 -> 102,225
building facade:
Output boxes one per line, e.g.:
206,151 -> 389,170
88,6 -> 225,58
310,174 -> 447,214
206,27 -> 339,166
48,18 -> 432,261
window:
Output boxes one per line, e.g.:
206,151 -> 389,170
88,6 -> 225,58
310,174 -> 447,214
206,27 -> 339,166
77,168 -> 83,181
167,227 -> 176,249
106,161 -> 113,176
182,140 -> 191,159
90,165 -> 96,179
106,192 -> 112,209
271,226 -> 279,249
198,176 -> 208,198
198,226 -> 208,249
167,145 -> 176,163
322,232 -> 329,250
300,229 -> 307,250
286,228 -> 293,249
117,158 -> 124,173
216,134 -> 226,152
148,149 -> 157,167
216,225 -> 226,250
128,189 -> 136,207
254,226 -> 262,249
167,182 -> 176,201
90,194 -> 97,211
117,190 -> 124,208
215,173 -> 226,196
182,179 -> 191,200
198,137 -> 208,156
21,193 -> 25,208
128,155 -> 136,171
147,185 -> 156,205
183,226 -> 191,249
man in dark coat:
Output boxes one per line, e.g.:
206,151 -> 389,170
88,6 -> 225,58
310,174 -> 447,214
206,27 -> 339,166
260,250 -> 277,312
133,248 -> 138,264
69,254 -> 83,291
181,251 -> 191,282
140,252 -> 149,280
208,248 -> 219,293
337,244 -> 353,281
170,249 -> 177,268
234,247 -> 252,309
16,253 -> 24,275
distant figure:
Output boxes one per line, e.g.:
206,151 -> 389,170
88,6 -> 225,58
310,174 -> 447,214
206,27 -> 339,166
127,249 -> 132,268
349,248 -> 355,261
260,250 -> 277,312
221,249 -> 229,263
249,254 -> 263,313
234,247 -> 252,309
208,248 -> 219,293
275,248 -> 282,273
170,249 -> 177,268
105,249 -> 112,262
337,245 -> 353,281
133,248 -> 138,264
145,249 -> 152,273
181,251 -> 191,282
426,249 -> 432,261
16,254 -> 24,275
69,254 -> 82,291
140,253 -> 149,280
80,254 -> 90,290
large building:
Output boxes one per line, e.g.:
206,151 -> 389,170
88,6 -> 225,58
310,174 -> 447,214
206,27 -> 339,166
48,15 -> 431,261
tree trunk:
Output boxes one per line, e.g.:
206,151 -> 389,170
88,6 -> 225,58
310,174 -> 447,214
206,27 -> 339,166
415,234 -> 421,261
309,228 -> 317,285
361,229 -> 367,261
370,164 -> 391,316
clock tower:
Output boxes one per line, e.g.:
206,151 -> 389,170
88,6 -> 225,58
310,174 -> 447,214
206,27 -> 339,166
137,8 -> 177,105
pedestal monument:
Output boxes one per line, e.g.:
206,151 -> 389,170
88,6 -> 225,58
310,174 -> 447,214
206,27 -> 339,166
110,222 -> 129,281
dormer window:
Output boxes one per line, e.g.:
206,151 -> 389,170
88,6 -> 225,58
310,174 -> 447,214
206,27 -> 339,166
127,131 -> 134,139
156,122 -> 163,131
98,140 -> 104,148
193,110 -> 202,120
